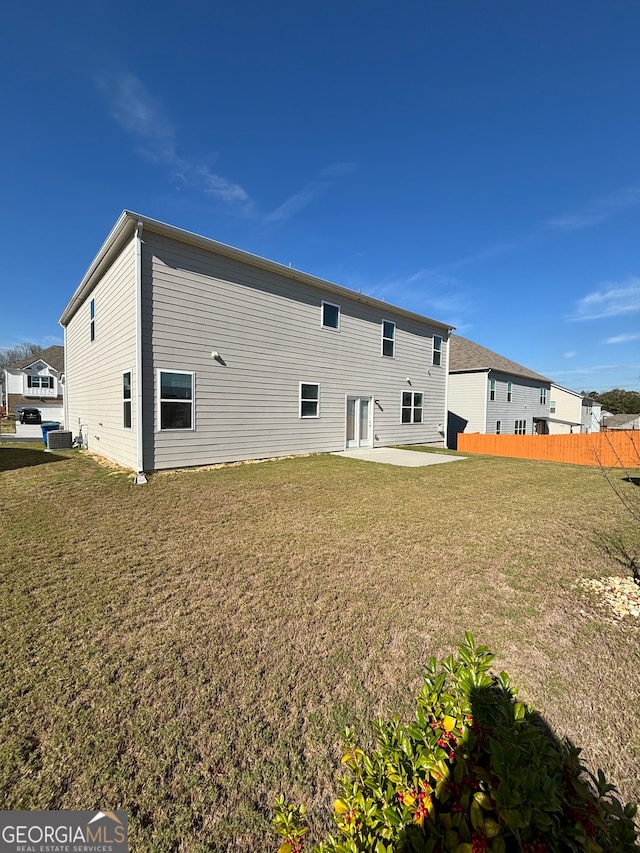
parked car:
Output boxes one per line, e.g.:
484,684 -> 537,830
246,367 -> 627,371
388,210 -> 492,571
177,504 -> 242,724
19,407 -> 42,424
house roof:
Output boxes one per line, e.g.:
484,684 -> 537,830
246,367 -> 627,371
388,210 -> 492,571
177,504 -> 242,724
60,211 -> 456,334
603,413 -> 640,429
7,345 -> 64,374
449,335 -> 551,383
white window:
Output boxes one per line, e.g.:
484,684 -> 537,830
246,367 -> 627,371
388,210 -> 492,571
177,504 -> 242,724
540,387 -> 547,405
158,370 -> 194,430
489,379 -> 496,401
90,298 -> 95,342
27,375 -> 53,389
507,382 -> 512,402
515,419 -> 526,435
550,400 -> 556,414
401,391 -> 423,424
496,420 -> 501,434
123,371 -> 132,429
433,335 -> 442,366
300,383 -> 319,418
382,320 -> 395,357
321,301 -> 340,330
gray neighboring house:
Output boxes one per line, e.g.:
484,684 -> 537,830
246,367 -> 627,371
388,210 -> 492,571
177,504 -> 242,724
59,211 -> 454,474
4,345 -> 65,423
602,413 -> 640,430
447,335 -> 551,448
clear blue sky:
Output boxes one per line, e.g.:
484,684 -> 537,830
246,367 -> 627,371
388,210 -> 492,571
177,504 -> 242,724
1,0 -> 639,392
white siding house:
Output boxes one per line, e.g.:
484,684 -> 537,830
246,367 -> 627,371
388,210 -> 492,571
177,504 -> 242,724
447,336 -> 551,448
4,346 -> 65,423
60,212 -> 454,474
548,384 -> 601,434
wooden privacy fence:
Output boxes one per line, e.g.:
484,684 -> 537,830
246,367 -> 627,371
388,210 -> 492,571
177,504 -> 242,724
457,430 -> 640,467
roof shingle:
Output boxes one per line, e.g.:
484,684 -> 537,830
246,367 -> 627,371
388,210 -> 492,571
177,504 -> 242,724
449,335 -> 551,383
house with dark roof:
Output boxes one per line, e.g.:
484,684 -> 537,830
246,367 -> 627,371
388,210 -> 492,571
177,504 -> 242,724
4,345 -> 65,423
447,335 -> 551,448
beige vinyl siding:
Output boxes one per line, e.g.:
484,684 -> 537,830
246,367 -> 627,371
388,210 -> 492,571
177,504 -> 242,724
548,385 -> 583,434
64,236 -> 138,469
143,233 -> 448,470
448,372 -> 487,433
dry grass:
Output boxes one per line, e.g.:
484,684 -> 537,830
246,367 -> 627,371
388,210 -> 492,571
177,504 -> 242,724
0,444 -> 638,851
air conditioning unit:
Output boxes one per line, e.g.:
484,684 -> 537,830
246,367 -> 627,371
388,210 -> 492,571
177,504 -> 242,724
47,430 -> 73,450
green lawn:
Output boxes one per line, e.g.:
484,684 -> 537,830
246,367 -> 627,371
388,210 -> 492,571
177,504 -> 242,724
1,445 -> 638,851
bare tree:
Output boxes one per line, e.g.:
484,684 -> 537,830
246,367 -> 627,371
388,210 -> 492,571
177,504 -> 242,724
0,343 -> 43,371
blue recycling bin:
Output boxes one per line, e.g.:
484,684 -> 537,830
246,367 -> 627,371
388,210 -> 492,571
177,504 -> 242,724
41,422 -> 61,446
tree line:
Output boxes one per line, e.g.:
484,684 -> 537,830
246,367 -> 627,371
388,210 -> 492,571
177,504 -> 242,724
583,388 -> 640,414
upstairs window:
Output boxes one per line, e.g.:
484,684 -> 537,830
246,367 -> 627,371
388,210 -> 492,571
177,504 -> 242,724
489,379 -> 496,401
90,298 -> 95,342
300,383 -> 320,418
550,400 -> 556,414
159,370 -> 194,430
382,320 -> 395,357
27,376 -> 53,389
321,301 -> 340,330
432,335 -> 442,366
540,387 -> 548,405
401,391 -> 423,424
507,381 -> 513,402
123,371 -> 132,429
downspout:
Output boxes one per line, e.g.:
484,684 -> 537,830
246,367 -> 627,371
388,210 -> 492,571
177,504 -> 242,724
134,220 -> 147,484
443,332 -> 450,448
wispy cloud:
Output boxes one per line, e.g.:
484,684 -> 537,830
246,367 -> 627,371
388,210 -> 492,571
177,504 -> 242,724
263,182 -> 329,223
564,351 -> 577,358
546,185 -> 640,231
569,277 -> 640,321
263,163 -> 358,224
604,331 -> 640,344
97,71 -> 251,207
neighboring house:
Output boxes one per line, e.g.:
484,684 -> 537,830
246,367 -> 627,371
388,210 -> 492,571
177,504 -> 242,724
447,335 -> 551,448
4,345 -> 65,423
602,413 -> 640,430
547,384 -> 601,434
59,211 -> 454,475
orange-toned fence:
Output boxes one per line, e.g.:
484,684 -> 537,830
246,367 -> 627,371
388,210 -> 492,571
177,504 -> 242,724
457,430 -> 640,468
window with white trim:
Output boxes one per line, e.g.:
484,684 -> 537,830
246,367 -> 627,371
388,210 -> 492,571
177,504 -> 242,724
159,370 -> 194,430
401,391 -> 423,424
27,375 -> 53,389
515,419 -> 526,435
300,383 -> 319,418
489,379 -> 496,401
550,400 -> 556,414
382,320 -> 395,357
507,381 -> 512,402
123,371 -> 132,429
540,387 -> 547,405
433,335 -> 442,366
90,298 -> 95,342
496,420 -> 501,434
321,301 -> 340,330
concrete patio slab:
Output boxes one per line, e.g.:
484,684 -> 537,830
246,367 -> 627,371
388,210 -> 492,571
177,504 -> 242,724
332,447 -> 467,467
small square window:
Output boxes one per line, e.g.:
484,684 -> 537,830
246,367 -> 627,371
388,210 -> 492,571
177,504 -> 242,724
401,391 -> 423,423
300,383 -> 319,418
382,320 -> 395,357
321,301 -> 340,330
433,335 -> 442,366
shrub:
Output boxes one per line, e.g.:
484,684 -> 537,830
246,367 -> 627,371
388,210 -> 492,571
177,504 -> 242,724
274,634 -> 638,853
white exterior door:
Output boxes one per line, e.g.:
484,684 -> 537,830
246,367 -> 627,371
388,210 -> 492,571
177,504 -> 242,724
346,396 -> 373,448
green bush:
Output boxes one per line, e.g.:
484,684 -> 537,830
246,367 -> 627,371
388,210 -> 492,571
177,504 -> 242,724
274,634 -> 638,853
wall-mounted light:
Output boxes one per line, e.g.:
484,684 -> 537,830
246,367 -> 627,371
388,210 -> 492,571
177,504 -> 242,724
211,351 -> 219,359
406,377 -> 412,385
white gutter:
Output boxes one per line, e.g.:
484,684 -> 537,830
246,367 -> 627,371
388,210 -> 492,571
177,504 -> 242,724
443,334 -> 450,448
134,221 -> 146,482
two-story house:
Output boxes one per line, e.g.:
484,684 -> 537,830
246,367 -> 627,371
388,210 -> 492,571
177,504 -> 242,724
4,345 -> 64,423
447,335 -> 551,448
59,211 -> 454,476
